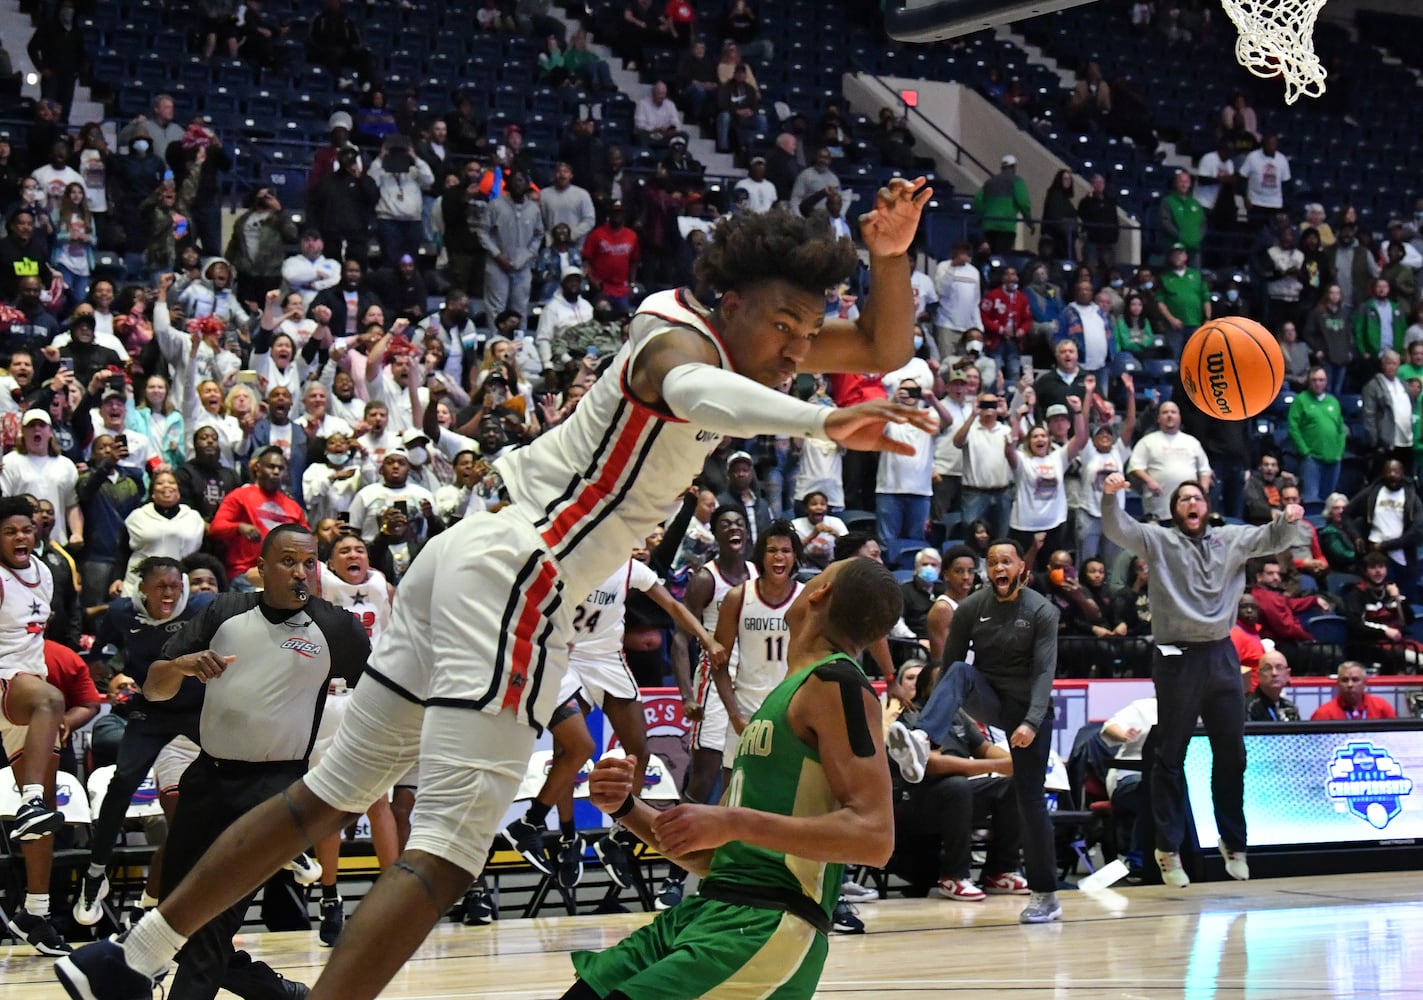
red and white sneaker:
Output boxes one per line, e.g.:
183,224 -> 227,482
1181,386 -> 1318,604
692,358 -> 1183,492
937,877 -> 986,901
982,871 -> 1032,895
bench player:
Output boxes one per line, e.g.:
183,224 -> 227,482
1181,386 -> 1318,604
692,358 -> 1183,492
499,546 -> 725,890
58,180 -> 932,1000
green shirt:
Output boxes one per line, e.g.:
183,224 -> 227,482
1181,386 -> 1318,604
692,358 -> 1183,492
1162,192 -> 1205,250
1287,391 -> 1347,462
704,654 -> 850,922
1399,362 -> 1423,384
1158,268 -> 1209,328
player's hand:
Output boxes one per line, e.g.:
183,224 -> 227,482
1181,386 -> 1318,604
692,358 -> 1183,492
177,651 -> 236,682
884,678 -> 911,709
586,755 -> 637,815
651,803 -> 735,856
702,637 -> 728,672
730,714 -> 748,736
1009,723 -> 1036,748
1282,502 -> 1304,523
857,176 -> 932,258
825,401 -> 936,456
1102,472 -> 1129,495
682,701 -> 704,723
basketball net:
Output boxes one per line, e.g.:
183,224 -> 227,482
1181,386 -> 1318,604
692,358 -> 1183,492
1219,0 -> 1328,104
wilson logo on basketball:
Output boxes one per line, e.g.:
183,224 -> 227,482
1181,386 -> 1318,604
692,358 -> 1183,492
1205,351 -> 1235,416
280,638 -> 323,658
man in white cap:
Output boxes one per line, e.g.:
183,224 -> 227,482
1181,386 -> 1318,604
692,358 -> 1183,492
536,267 -> 594,377
735,156 -> 778,214
0,410 -> 81,545
974,154 -> 1033,254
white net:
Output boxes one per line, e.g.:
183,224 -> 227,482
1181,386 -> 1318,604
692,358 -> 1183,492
1219,0 -> 1329,104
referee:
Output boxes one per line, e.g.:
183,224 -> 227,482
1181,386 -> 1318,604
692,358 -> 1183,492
890,537 -> 1062,924
1101,475 -> 1302,887
141,524 -> 369,999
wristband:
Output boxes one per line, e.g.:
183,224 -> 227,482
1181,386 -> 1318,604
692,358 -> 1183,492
609,794 -> 637,820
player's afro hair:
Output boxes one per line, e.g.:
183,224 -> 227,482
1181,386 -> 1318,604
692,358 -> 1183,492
695,208 -> 859,297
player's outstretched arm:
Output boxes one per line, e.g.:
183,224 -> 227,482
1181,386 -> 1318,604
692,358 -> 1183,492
807,177 -> 933,375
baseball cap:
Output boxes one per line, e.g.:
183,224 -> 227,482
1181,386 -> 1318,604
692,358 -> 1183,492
399,428 -> 429,447
1001,154 -> 1017,167
1169,241 -> 1187,251
101,386 -> 126,402
947,370 -> 969,383
670,132 -> 688,146
561,265 -> 584,279
727,450 -> 754,467
1091,422 -> 1115,438
0,131 -> 10,143
382,447 -> 410,461
68,308 -> 95,329
1045,404 -> 1070,419
21,408 -> 50,427
749,155 -> 766,166
328,111 -> 353,132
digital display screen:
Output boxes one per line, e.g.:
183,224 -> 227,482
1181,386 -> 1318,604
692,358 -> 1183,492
1185,721 -> 1423,848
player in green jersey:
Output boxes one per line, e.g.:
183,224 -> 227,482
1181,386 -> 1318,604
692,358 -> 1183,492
560,555 -> 904,1000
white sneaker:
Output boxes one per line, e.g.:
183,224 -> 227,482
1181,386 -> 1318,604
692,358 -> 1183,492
840,880 -> 878,902
1155,849 -> 1191,888
886,721 -> 929,783
284,851 -> 323,886
1218,839 -> 1249,881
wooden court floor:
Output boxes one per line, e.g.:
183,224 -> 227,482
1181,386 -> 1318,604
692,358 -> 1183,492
3,872 -> 1421,998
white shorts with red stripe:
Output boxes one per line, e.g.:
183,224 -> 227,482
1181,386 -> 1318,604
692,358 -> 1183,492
153,735 -> 201,795
561,652 -> 640,709
688,652 -> 731,753
301,506 -> 569,875
1,669 -> 55,765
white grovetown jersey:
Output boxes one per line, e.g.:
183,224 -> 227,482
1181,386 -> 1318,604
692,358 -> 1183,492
0,559 -> 53,679
569,558 -> 660,664
497,288 -> 733,603
733,579 -> 803,696
700,560 -> 758,677
320,565 -> 393,647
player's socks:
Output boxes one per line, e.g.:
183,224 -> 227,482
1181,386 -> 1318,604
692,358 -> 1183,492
560,818 -> 577,839
527,800 -> 553,826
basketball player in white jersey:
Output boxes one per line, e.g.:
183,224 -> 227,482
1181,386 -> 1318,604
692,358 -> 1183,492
0,495 -> 70,955
311,534 -> 400,946
63,180 -> 935,1000
711,520 -> 804,780
927,545 -> 980,665
675,506 -> 757,804
500,546 -> 724,890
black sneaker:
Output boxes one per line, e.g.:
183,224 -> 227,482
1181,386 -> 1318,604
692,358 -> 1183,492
654,876 -> 684,910
463,879 -> 493,926
556,833 -> 585,889
592,834 -> 635,889
10,795 -> 62,842
73,871 -> 111,926
831,900 -> 865,935
499,817 -> 553,875
318,897 -> 344,947
9,910 -> 71,956
56,934 -> 160,998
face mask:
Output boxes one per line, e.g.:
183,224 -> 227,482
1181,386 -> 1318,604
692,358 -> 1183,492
1140,281 -> 1153,290
913,335 -> 923,351
1005,282 -> 1018,293
132,139 -> 150,155
1109,278 -> 1123,288
328,451 -> 351,467
406,446 -> 428,466
916,565 -> 939,585
1226,289 -> 1240,302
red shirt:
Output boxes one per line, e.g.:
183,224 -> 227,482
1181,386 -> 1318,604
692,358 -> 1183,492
582,225 -> 641,298
825,373 -> 888,408
1311,694 -> 1397,721
210,484 -> 310,577
979,287 -> 1033,350
1231,623 -> 1265,691
1249,585 -> 1317,644
45,639 -> 100,711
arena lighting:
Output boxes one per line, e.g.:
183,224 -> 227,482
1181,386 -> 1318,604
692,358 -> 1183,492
883,0 -> 1097,42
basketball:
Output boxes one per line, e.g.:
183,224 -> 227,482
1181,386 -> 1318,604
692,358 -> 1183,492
1178,318 -> 1284,421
